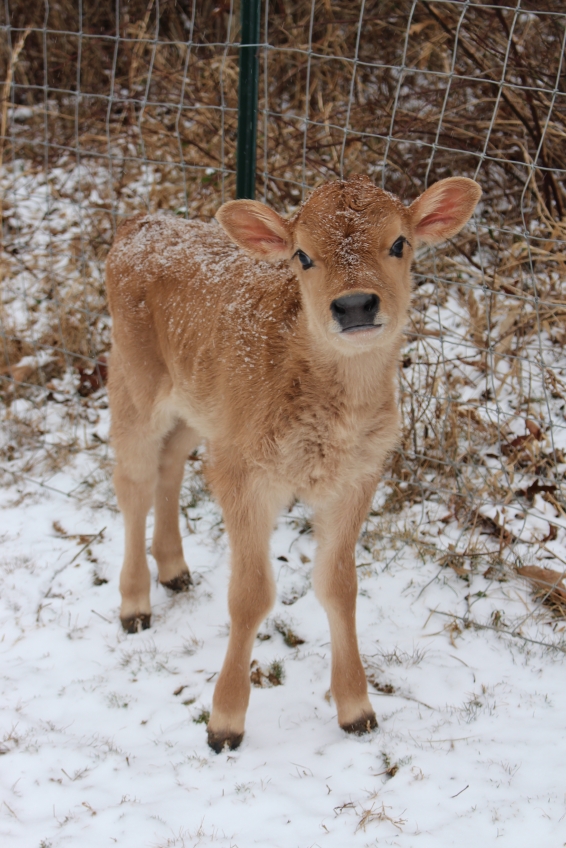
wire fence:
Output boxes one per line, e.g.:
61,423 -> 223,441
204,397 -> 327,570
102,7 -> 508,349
1,1 -> 566,628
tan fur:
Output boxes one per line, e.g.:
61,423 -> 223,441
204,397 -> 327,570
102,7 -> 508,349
105,174 -> 481,751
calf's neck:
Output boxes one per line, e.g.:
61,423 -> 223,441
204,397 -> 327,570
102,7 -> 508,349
105,174 -> 481,752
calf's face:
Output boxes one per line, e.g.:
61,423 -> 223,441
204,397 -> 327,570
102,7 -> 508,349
216,175 -> 481,354
290,181 -> 413,352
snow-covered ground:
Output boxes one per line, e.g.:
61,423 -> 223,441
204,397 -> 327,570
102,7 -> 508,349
1,155 -> 566,846
1,409 -> 566,847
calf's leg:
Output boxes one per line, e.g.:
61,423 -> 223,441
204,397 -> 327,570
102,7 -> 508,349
313,479 -> 378,733
114,439 -> 160,633
151,421 -> 199,590
110,365 -> 170,632
207,471 -> 281,752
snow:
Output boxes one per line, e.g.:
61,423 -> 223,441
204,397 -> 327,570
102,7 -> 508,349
1,155 -> 565,847
1,448 -> 566,847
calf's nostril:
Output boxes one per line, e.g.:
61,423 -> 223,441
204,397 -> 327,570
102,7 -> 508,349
364,294 -> 379,313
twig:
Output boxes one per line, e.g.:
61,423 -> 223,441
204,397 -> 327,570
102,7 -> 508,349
451,784 -> 469,799
430,609 -> 566,654
69,527 -> 106,565
36,527 -> 106,623
91,608 -> 112,624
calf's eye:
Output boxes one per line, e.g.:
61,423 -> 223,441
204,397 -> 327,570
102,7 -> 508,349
294,249 -> 314,270
389,236 -> 406,258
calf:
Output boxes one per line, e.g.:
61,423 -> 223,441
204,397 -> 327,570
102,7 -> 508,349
105,174 -> 481,752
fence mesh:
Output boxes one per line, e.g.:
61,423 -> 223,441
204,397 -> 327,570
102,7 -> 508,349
1,1 -> 565,639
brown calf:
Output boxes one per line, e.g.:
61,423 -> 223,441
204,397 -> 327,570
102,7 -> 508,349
105,174 -> 481,752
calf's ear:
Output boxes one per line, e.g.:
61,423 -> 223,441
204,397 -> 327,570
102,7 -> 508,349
216,200 -> 292,262
409,177 -> 482,245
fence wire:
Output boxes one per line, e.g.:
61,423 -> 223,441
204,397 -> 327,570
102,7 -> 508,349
1,1 -> 566,632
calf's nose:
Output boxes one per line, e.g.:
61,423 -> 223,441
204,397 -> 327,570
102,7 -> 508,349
330,293 -> 380,331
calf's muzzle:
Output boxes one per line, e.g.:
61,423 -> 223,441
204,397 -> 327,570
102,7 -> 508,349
330,292 -> 380,332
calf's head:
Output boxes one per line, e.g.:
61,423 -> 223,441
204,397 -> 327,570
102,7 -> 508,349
216,175 -> 481,353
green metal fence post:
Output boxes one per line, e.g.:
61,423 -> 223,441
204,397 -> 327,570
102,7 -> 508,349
236,0 -> 261,199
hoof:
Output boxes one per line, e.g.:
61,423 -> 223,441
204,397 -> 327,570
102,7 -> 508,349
341,711 -> 378,735
161,571 -> 192,592
121,612 -> 151,633
207,728 -> 244,754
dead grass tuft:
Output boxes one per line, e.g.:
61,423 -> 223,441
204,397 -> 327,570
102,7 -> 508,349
354,801 -> 407,833
192,707 -> 210,725
250,658 -> 285,687
516,566 -> 566,618
273,617 -> 306,648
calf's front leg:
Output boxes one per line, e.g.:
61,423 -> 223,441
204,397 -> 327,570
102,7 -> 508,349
313,479 -> 379,734
207,472 -> 281,752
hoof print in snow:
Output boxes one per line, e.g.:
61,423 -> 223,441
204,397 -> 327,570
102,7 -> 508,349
341,712 -> 378,735
207,728 -> 244,754
121,613 -> 151,633
161,571 -> 193,593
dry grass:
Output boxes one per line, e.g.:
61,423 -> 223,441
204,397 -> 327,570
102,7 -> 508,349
517,565 -> 566,617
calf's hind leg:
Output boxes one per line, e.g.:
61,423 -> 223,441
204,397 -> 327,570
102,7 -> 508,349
151,421 -> 199,590
115,419 -> 197,632
113,432 -> 160,634
110,365 -> 186,632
